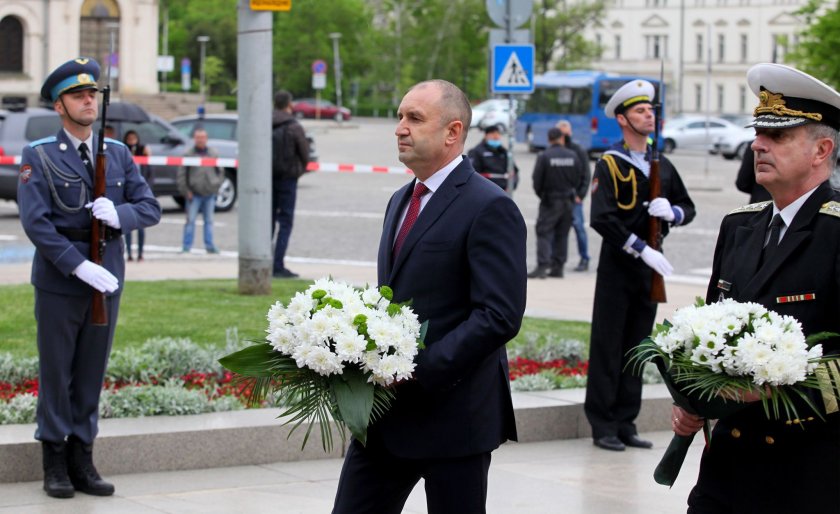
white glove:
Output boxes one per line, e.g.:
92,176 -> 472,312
73,260 -> 119,293
640,246 -> 673,277
648,197 -> 675,222
85,197 -> 121,229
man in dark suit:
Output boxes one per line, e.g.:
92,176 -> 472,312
332,80 -> 527,514
17,57 -> 161,498
673,63 -> 840,513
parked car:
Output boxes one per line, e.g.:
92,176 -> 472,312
169,112 -> 318,176
0,106 -> 63,204
712,115 -> 755,160
291,98 -> 351,121
470,98 -> 517,132
662,116 -> 741,153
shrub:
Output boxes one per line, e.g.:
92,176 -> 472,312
0,393 -> 37,424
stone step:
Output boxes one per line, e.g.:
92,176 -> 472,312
0,385 -> 672,483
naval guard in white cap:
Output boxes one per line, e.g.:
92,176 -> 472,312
674,63 -> 840,513
584,79 -> 696,452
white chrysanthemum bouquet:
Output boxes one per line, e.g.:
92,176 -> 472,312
220,278 -> 427,452
631,297 -> 838,486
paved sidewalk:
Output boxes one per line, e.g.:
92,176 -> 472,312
0,431 -> 704,513
0,252 -> 707,323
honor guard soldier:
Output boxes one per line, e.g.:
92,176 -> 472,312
583,79 -> 696,452
17,57 -> 161,498
674,64 -> 840,513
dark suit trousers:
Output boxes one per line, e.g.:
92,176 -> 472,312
584,268 -> 656,439
332,439 -> 492,514
34,288 -> 120,445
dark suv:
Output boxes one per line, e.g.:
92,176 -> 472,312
0,107 -> 63,203
0,104 -> 238,211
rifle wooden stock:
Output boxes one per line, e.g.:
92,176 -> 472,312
89,152 -> 108,326
647,158 -> 667,303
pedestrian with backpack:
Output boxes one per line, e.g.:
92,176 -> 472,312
271,90 -> 310,278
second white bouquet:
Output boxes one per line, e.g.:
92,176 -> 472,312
220,278 -> 427,451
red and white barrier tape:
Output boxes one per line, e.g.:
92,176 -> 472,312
0,155 -> 413,174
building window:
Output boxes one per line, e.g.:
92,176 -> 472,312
645,35 -> 668,59
80,0 -> 121,91
717,33 -> 725,63
615,35 -> 621,60
739,85 -> 747,113
772,34 -> 785,62
740,34 -> 748,62
0,16 -> 24,73
696,34 -> 704,62
695,84 -> 703,112
717,84 -> 725,112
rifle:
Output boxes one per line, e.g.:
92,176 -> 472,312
89,84 -> 111,326
647,61 -> 667,303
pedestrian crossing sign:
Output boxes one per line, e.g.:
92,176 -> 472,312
492,44 -> 534,94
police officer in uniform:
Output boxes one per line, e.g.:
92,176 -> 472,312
528,127 -> 587,278
468,125 -> 518,191
674,64 -> 840,513
17,58 -> 161,498
583,79 -> 696,451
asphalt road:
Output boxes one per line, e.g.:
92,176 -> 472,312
0,117 -> 746,283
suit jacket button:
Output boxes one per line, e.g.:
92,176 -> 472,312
731,428 -> 741,438
765,436 -> 775,445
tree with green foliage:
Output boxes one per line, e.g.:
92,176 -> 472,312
785,0 -> 840,91
534,0 -> 606,73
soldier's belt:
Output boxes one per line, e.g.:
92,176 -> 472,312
56,226 -> 122,242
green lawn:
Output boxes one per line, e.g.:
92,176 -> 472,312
1,280 -> 590,358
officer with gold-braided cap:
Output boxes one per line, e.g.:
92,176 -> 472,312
675,63 -> 840,513
17,57 -> 161,499
584,77 -> 696,452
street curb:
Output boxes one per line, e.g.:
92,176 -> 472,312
0,385 -> 672,483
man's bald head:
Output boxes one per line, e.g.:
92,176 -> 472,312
408,80 -> 472,144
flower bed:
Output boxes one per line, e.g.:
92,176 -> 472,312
2,332 -> 655,425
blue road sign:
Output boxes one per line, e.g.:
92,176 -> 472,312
492,44 -> 534,94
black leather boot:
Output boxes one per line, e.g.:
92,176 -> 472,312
66,436 -> 115,496
42,441 -> 74,498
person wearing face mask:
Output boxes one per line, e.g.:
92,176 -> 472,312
468,124 -> 518,192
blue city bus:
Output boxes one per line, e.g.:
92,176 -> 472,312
515,70 -> 664,157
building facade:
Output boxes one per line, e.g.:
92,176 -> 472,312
0,0 -> 159,104
585,0 -> 808,116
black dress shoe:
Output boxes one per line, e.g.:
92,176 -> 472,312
548,268 -> 564,278
593,436 -> 626,452
273,268 -> 299,278
619,434 -> 654,449
527,266 -> 548,279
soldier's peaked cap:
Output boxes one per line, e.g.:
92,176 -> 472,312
41,57 -> 101,103
604,79 -> 656,119
747,63 -> 840,131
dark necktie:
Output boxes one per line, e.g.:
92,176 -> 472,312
78,142 -> 94,178
761,213 -> 784,265
393,182 -> 429,258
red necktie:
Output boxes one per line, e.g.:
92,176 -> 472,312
393,182 -> 429,258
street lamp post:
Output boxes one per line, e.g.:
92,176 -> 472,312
197,35 -> 210,109
329,32 -> 343,123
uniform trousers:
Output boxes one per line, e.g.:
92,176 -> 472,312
535,196 -> 573,269
34,288 -> 120,445
584,265 -> 656,439
332,438 -> 491,514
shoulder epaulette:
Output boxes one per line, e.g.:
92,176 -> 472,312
819,201 -> 840,218
104,137 -> 126,148
28,136 -> 57,148
728,201 -> 772,215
